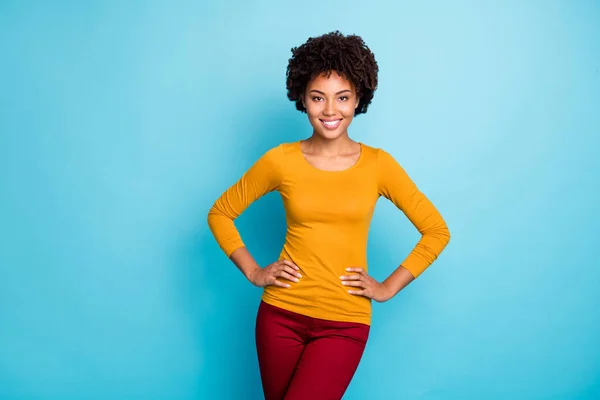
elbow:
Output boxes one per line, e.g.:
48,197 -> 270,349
438,222 -> 451,249
443,223 -> 451,246
207,201 -> 237,231
207,204 -> 217,219
207,203 -> 223,230
421,221 -> 450,249
207,209 -> 215,233
206,209 -> 214,227
207,204 -> 215,222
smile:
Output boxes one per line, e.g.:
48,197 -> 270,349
320,119 -> 342,130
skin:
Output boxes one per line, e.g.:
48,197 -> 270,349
299,70 -> 361,168
231,70 -> 415,302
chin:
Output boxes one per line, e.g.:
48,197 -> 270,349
325,131 -> 347,140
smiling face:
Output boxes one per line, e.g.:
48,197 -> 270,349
301,71 -> 360,141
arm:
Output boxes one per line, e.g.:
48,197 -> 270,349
207,146 -> 278,278
382,266 -> 415,297
378,149 -> 450,297
229,246 -> 262,282
207,146 -> 302,287
341,150 -> 450,302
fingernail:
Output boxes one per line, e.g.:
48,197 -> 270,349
341,281 -> 347,285
293,278 -> 299,282
297,274 -> 302,278
339,276 -> 344,280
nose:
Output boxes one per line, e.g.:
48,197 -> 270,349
323,98 -> 336,116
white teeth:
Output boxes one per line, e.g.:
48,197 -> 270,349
323,120 -> 341,126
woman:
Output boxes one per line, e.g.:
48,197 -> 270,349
208,31 -> 450,400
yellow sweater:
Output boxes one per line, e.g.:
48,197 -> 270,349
208,141 -> 450,325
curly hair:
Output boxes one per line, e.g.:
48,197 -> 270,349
286,31 -> 379,116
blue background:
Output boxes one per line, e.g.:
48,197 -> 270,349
1,1 -> 599,399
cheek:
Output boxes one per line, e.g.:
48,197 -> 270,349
342,104 -> 357,118
305,104 -> 322,118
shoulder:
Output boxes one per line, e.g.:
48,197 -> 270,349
251,142 -> 297,176
278,141 -> 299,156
261,142 -> 298,158
258,142 -> 287,162
359,143 -> 397,165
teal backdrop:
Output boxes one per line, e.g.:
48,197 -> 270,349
1,1 -> 599,399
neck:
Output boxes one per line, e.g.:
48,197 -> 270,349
305,132 -> 357,155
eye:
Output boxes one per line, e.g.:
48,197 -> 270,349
311,96 -> 323,102
339,96 -> 349,101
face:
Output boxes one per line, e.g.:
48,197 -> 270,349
301,71 -> 360,141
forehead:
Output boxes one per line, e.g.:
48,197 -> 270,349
306,71 -> 354,92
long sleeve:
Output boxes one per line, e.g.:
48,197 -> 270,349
207,145 -> 284,257
377,149 -> 450,278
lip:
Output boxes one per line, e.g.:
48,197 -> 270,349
319,119 -> 343,130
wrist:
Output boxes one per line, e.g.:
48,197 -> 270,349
245,266 -> 261,283
381,280 -> 397,300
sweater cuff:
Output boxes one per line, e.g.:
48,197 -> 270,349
400,254 -> 430,278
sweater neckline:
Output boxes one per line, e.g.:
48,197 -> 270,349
296,140 -> 364,173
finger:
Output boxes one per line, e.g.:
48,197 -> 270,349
341,280 -> 366,288
282,265 -> 302,279
277,270 -> 299,283
345,267 -> 365,275
347,289 -> 371,298
279,259 -> 300,271
340,273 -> 362,281
271,278 -> 291,288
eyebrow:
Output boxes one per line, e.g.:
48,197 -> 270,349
309,89 -> 352,95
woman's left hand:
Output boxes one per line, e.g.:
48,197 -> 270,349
340,268 -> 393,303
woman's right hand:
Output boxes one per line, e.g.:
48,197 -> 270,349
248,259 -> 302,288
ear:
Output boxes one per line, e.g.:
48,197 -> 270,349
300,93 -> 306,108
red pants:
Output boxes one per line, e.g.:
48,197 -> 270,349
255,300 -> 370,400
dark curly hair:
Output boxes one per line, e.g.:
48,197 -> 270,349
286,31 -> 379,116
